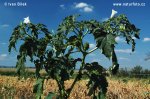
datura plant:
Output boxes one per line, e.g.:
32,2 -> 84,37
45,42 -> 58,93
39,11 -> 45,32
8,14 -> 140,99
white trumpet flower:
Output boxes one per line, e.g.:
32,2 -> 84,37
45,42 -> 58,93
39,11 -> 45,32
110,9 -> 118,18
23,16 -> 30,24
52,29 -> 54,34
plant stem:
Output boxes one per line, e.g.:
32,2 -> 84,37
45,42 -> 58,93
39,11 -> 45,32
83,29 -> 89,37
55,76 -> 67,98
88,47 -> 98,54
67,53 -> 86,97
55,77 -> 63,97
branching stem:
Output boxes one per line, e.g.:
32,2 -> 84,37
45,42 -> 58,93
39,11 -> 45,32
88,47 -> 98,54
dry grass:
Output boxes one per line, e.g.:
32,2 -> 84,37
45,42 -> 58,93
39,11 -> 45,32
0,68 -> 46,74
0,76 -> 150,99
107,78 -> 150,99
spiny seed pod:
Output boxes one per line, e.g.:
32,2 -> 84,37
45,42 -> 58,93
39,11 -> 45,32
75,41 -> 81,47
84,42 -> 89,51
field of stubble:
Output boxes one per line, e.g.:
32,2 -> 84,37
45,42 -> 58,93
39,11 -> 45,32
0,76 -> 150,99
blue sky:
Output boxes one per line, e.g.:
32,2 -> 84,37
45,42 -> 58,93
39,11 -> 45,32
0,0 -> 150,69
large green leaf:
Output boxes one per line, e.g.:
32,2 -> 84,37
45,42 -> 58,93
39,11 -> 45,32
93,29 -> 116,59
84,62 -> 108,98
33,78 -> 44,99
16,53 -> 26,76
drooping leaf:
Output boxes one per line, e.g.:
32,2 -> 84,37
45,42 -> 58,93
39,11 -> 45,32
16,53 -> 26,76
33,78 -> 44,99
84,62 -> 108,98
92,29 -> 116,59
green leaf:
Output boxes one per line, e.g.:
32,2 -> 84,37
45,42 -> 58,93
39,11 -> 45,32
94,31 -> 116,59
97,92 -> 106,99
46,92 -> 56,99
16,53 -> 26,76
33,78 -> 44,99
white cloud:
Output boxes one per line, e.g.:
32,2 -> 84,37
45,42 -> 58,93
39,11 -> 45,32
91,59 -> 101,62
132,37 -> 137,40
1,54 -> 7,57
89,43 -> 96,49
75,2 -> 88,8
0,42 -> 7,45
115,37 -> 125,43
143,37 -> 150,42
0,54 -> 8,60
101,18 -> 109,22
83,7 -> 93,12
115,37 -> 137,43
89,53 -> 96,57
74,2 -> 94,12
115,49 -> 132,53
1,24 -> 9,28
118,57 -> 129,60
60,4 -> 65,9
